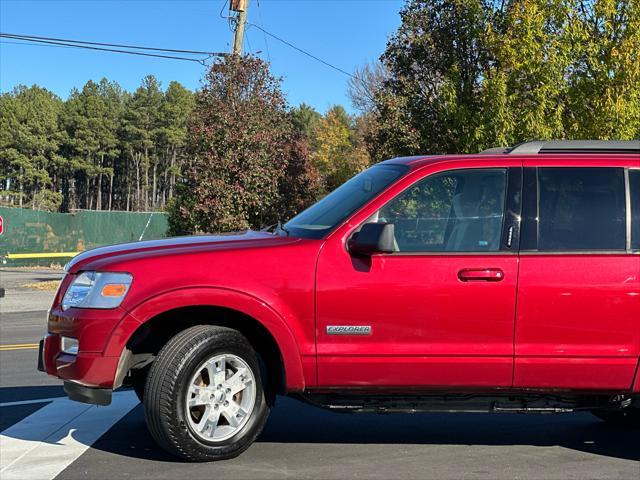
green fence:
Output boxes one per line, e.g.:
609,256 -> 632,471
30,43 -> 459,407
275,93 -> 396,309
0,207 -> 168,266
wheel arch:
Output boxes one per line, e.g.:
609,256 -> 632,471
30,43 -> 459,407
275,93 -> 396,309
633,357 -> 640,393
106,287 -> 306,393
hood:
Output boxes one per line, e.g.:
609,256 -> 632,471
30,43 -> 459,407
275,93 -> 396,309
66,230 -> 295,273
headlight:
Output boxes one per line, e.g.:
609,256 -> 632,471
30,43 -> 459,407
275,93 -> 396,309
61,271 -> 133,310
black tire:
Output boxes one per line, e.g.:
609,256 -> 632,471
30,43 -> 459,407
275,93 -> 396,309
143,325 -> 270,462
592,407 -> 640,427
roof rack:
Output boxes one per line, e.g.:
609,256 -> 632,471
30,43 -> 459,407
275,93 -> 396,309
480,140 -> 640,155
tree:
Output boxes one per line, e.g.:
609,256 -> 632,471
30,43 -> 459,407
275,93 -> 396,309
62,79 -> 123,210
121,75 -> 164,211
565,0 -> 640,139
475,0 -> 574,148
366,0 -> 640,158
273,134 -> 322,221
0,85 -> 63,208
373,0 -> 493,156
347,61 -> 388,114
168,55 -> 316,234
157,81 -> 195,205
290,103 -> 321,140
310,105 -> 370,192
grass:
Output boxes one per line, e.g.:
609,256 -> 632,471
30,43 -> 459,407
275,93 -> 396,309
22,280 -> 61,291
1,264 -> 64,271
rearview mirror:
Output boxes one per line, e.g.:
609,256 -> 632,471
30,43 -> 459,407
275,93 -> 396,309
348,222 -> 395,255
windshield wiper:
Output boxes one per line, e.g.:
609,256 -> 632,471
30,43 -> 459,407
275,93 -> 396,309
260,223 -> 278,233
260,221 -> 290,236
276,221 -> 290,237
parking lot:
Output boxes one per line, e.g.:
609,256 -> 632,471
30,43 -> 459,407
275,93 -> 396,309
1,268 -> 638,479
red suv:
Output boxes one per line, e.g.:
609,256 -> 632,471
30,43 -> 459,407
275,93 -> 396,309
39,140 -> 640,461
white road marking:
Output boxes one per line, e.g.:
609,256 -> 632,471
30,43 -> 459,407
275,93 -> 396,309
0,391 -> 138,480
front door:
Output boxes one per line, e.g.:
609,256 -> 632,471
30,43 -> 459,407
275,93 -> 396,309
316,166 -> 521,388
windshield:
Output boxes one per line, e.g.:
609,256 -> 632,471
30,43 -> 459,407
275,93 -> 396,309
284,164 -> 408,239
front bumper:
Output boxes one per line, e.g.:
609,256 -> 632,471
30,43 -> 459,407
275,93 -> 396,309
38,332 -> 111,406
38,305 -> 137,405
38,275 -> 142,405
37,338 -> 45,372
39,333 -> 122,389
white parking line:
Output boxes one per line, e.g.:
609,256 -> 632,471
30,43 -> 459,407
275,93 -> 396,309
0,391 -> 138,480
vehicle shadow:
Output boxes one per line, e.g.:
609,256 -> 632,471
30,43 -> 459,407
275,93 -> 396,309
88,396 -> 639,463
0,385 -> 65,403
2,388 -> 637,464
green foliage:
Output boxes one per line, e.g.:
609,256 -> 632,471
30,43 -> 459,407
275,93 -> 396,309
0,85 -> 63,208
310,105 -> 371,192
29,189 -> 63,212
63,79 -> 124,210
369,0 -> 640,157
168,55 -> 321,234
1,76 -> 194,213
374,0 -> 493,156
565,0 -> 640,139
290,103 -> 321,140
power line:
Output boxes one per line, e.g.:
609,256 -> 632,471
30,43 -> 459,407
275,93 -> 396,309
2,26 -> 357,78
247,23 -> 356,79
0,33 -> 225,56
0,39 -> 76,51
1,36 -> 206,63
0,33 -> 226,64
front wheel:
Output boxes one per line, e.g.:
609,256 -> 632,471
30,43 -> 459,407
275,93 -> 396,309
143,325 -> 270,461
591,406 -> 640,427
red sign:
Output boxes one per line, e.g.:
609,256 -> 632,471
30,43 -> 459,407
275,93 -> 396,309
0,215 -> 3,235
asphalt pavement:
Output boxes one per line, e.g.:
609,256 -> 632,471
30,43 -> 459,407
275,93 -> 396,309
1,268 -> 639,479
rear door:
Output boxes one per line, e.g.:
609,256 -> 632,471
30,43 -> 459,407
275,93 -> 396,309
514,161 -> 640,390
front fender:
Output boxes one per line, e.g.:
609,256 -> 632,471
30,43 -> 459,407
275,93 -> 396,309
103,287 -> 307,391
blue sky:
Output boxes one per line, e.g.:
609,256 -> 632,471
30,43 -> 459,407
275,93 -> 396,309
0,0 -> 404,113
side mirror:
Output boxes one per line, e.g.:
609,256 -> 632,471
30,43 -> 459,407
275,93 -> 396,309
348,222 -> 395,255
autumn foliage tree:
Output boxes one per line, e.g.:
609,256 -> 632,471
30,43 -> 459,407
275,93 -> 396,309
367,0 -> 640,158
309,105 -> 370,192
168,55 -> 321,234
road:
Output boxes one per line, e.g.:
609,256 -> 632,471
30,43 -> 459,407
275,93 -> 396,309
1,268 -> 639,479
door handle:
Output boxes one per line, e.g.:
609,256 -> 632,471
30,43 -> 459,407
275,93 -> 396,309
458,268 -> 504,282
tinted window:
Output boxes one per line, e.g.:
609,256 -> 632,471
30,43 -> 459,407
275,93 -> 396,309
376,169 -> 506,252
631,170 -> 640,250
285,164 -> 407,239
537,168 -> 626,251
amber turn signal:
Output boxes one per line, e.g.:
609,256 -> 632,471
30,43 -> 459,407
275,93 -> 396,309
101,283 -> 127,297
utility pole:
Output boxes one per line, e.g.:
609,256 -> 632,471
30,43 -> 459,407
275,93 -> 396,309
230,0 -> 249,56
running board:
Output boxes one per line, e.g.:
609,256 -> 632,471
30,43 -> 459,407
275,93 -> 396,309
296,393 -> 634,414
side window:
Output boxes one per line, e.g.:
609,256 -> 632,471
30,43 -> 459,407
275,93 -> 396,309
377,169 -> 507,252
631,170 -> 640,251
537,168 -> 626,251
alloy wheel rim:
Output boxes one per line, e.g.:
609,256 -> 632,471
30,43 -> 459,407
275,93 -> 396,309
185,353 -> 256,442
